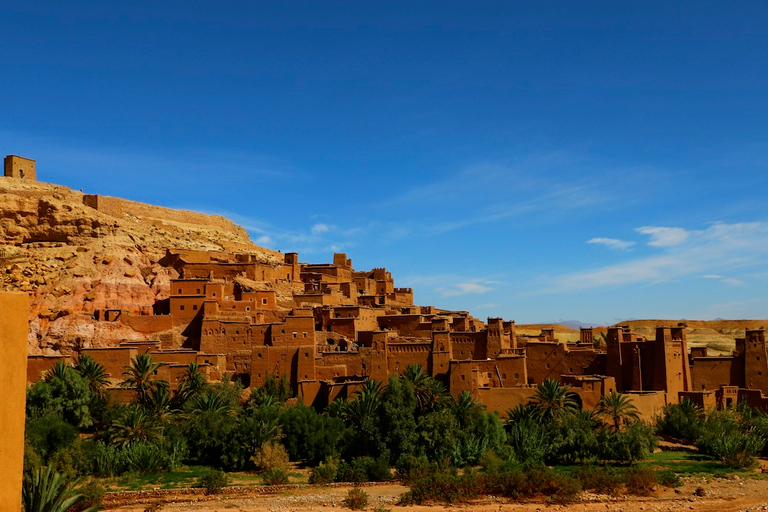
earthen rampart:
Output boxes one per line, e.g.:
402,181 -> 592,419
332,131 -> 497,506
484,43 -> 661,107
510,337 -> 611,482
82,194 -> 249,238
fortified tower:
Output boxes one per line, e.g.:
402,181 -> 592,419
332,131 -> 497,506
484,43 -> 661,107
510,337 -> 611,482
744,329 -> 768,392
3,155 -> 36,180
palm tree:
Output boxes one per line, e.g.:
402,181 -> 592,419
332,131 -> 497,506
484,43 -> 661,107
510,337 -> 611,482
146,384 -> 174,422
529,378 -> 580,423
177,362 -> 209,402
325,397 -> 350,420
109,406 -> 164,448
347,379 -> 383,456
22,466 -> 98,512
121,354 -> 167,404
45,360 -> 72,382
189,388 -> 236,415
400,364 -> 449,413
348,379 -> 383,421
595,390 -> 640,431
74,354 -> 109,396
505,402 -> 537,424
453,390 -> 484,427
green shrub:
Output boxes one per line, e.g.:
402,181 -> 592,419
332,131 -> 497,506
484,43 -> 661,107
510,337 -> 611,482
25,414 -> 78,462
48,441 -> 89,479
262,468 -> 289,485
24,440 -> 44,476
309,459 -> 338,484
576,466 -> 622,496
506,419 -> 549,464
90,442 -> 127,477
336,455 -> 391,483
344,487 -> 369,510
548,475 -> 582,504
623,467 -> 657,496
697,429 -> 764,469
394,454 -> 435,484
125,442 -> 170,474
656,399 -> 704,441
657,470 -> 681,488
70,481 -> 105,512
399,469 -> 477,505
195,470 -> 228,495
598,422 -> 658,463
253,441 -> 290,472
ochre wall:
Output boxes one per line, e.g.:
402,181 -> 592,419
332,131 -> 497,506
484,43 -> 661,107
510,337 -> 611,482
691,357 -> 744,391
27,354 -> 66,382
82,194 -> 246,235
0,292 -> 28,511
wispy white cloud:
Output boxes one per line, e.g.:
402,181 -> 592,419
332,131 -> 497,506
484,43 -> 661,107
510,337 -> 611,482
402,274 -> 501,299
702,274 -> 743,286
587,237 -> 635,250
442,283 -> 494,297
549,222 -> 768,292
311,223 -> 331,234
377,155 -> 665,236
636,227 -> 689,247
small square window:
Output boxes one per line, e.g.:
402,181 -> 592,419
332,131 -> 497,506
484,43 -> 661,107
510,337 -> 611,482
262,298 -> 267,305
192,304 -> 198,311
461,375 -> 465,380
180,305 -> 185,311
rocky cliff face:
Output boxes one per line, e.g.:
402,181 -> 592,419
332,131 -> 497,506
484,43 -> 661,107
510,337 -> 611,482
0,177 -> 281,355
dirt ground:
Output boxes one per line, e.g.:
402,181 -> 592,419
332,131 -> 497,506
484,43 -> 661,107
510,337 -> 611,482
102,476 -> 768,512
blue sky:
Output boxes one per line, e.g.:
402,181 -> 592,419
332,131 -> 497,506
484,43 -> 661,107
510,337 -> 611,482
3,1 -> 768,324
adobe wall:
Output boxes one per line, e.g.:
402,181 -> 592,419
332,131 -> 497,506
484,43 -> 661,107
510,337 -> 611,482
82,194 -> 248,236
387,342 -> 431,374
377,314 -> 433,337
526,342 -> 604,384
319,352 -> 368,378
691,356 -> 744,390
0,292 -> 29,512
626,391 -> 668,421
81,347 -> 138,379
27,354 -> 66,382
476,387 -> 533,415
449,357 -> 527,395
251,345 -> 305,387
562,376 -> 617,411
123,314 -> 173,333
271,315 -> 315,345
451,333 -> 485,360
679,390 -> 719,411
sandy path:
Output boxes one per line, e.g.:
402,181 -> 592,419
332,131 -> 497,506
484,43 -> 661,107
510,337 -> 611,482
102,477 -> 768,512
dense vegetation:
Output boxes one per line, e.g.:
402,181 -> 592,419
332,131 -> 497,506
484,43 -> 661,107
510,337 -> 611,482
23,356 -> 768,506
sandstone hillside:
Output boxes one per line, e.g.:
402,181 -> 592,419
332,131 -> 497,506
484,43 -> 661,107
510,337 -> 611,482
0,177 -> 282,355
612,319 -> 768,355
